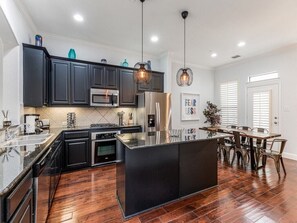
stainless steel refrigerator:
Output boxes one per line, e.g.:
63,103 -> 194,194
136,92 -> 172,132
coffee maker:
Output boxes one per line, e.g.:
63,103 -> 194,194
24,114 -> 42,134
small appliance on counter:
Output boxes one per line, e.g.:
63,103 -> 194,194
24,114 -> 42,134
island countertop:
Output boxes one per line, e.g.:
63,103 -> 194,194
116,128 -> 231,150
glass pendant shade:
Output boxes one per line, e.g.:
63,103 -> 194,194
134,62 -> 152,84
176,67 -> 193,86
176,10 -> 193,87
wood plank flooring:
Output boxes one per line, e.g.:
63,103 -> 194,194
48,158 -> 297,223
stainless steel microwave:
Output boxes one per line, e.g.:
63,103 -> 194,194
90,88 -> 119,107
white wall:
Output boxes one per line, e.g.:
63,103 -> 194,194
171,61 -> 214,129
40,34 -> 161,71
214,44 -> 297,160
0,0 -> 35,124
0,39 -> 3,113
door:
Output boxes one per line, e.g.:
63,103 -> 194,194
247,83 -> 279,133
64,138 -> 89,170
71,62 -> 89,105
51,59 -> 71,105
119,69 -> 137,106
90,64 -> 105,88
105,67 -> 118,89
151,73 -> 164,92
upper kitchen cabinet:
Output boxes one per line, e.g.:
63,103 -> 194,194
119,69 -> 137,107
71,62 -> 89,105
23,44 -> 50,107
137,72 -> 164,93
50,58 -> 89,106
90,65 -> 118,89
51,59 -> 71,105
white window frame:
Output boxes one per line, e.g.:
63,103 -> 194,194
220,81 -> 238,126
248,72 -> 279,83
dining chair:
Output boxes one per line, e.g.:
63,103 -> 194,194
218,137 -> 234,163
237,126 -> 252,145
226,125 -> 238,129
257,138 -> 287,177
231,131 -> 250,168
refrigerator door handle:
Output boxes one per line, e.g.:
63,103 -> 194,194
156,102 -> 160,131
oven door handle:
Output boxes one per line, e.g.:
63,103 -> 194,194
92,138 -> 117,142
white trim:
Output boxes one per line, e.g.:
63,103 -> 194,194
283,152 -> 297,161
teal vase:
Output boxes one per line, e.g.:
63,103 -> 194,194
68,49 -> 76,59
122,59 -> 128,67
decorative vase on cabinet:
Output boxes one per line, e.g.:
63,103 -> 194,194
68,49 -> 76,59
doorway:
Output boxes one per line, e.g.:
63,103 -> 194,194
247,82 -> 280,133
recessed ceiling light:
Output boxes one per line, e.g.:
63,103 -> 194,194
238,41 -> 246,47
211,52 -> 217,58
73,14 -> 84,22
151,35 -> 159,43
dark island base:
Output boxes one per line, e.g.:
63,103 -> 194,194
116,140 -> 218,218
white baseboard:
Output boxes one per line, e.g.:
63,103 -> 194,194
282,152 -> 297,161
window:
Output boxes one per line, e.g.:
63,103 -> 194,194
220,81 -> 238,126
249,72 -> 278,82
252,91 -> 271,130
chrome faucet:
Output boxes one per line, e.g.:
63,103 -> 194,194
4,123 -> 30,141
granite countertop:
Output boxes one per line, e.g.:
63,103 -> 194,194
116,128 -> 231,150
0,128 -> 64,196
0,124 -> 141,196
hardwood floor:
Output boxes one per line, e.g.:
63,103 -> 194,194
48,158 -> 297,223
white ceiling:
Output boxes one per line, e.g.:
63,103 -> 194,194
17,0 -> 297,68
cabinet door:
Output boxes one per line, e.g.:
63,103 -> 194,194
51,59 -> 71,105
9,190 -> 33,223
64,138 -> 89,170
119,69 -> 137,106
23,45 -> 49,107
90,64 -> 105,88
105,67 -> 118,89
137,82 -> 151,92
71,62 -> 89,105
151,73 -> 164,92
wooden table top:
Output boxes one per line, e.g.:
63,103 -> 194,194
201,126 -> 281,140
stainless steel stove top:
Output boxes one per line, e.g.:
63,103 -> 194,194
90,123 -> 119,128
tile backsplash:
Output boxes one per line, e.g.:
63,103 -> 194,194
28,107 -> 136,128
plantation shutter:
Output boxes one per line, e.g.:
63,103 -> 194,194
220,81 -> 238,126
252,91 -> 271,130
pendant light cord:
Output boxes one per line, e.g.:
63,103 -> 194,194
141,1 -> 144,63
184,17 -> 186,69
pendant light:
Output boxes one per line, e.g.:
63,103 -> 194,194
176,11 -> 193,87
134,0 -> 152,84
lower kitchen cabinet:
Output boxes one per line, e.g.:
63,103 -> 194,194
9,190 -> 33,223
119,69 -> 137,107
64,138 -> 90,171
3,171 -> 33,223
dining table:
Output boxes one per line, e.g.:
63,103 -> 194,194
200,126 -> 281,170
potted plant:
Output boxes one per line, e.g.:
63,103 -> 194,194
203,101 -> 221,127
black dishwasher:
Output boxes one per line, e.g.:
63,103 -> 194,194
33,136 -> 62,223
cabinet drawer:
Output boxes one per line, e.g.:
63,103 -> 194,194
6,171 -> 32,220
64,131 -> 89,139
121,126 -> 142,134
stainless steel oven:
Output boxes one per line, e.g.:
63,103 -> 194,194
90,88 -> 119,107
91,130 -> 120,166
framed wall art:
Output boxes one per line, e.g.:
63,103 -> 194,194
181,93 -> 200,121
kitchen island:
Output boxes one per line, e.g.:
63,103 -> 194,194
116,129 -> 230,218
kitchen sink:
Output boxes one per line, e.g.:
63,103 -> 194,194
1,133 -> 53,148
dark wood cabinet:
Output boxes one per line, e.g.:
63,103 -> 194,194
51,59 -> 71,105
64,131 -> 90,171
64,139 -> 89,170
137,72 -> 164,93
9,189 -> 33,223
119,69 -> 137,107
90,65 -> 118,89
51,59 -> 89,105
71,62 -> 89,105
121,126 -> 142,133
23,44 -> 50,107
